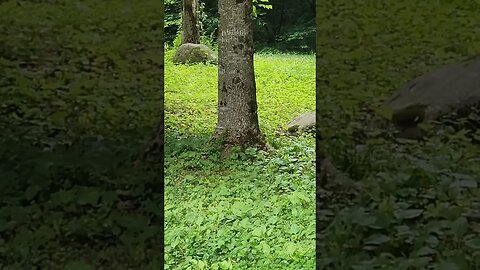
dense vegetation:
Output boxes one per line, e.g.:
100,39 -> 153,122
0,1 -> 164,269
164,51 -> 315,269
165,0 -> 315,52
317,1 -> 480,269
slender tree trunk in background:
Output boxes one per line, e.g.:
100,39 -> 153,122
182,0 -> 200,44
213,0 -> 266,149
141,4 -> 164,164
142,111 -> 164,162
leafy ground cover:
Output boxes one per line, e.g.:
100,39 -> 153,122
317,1 -> 480,269
164,51 -> 316,269
1,1 -> 164,269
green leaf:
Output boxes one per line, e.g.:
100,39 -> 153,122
449,179 -> 478,189
25,185 -> 42,201
289,223 -> 301,235
364,233 -> 390,245
115,214 -> 149,233
346,208 -> 376,227
367,211 -> 391,229
284,242 -> 296,256
260,241 -> 271,255
394,209 -> 423,219
77,187 -> 101,206
101,191 -> 118,205
49,111 -> 68,126
416,246 -> 436,256
451,217 -> 468,238
436,261 -> 460,270
231,201 -> 248,217
64,260 -> 95,270
465,238 -> 480,250
219,260 -> 233,270
252,5 -> 257,17
252,224 -> 267,237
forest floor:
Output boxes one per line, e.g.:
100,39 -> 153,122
164,51 -> 316,269
4,1 -> 479,269
316,1 -> 480,269
1,1 -> 165,269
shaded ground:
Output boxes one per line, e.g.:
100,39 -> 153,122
1,1 -> 164,269
316,1 -> 480,269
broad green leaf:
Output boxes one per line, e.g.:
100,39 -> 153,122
394,209 -> 423,219
436,261 -> 460,270
449,179 -> 478,189
25,185 -> 42,201
465,238 -> 480,250
364,233 -> 390,245
451,217 -> 468,238
77,187 -> 101,206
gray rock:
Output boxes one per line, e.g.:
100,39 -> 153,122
286,111 -> 316,133
172,43 -> 217,64
383,56 -> 480,129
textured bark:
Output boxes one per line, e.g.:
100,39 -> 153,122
140,13 -> 164,164
142,113 -> 164,163
214,0 -> 266,149
181,0 -> 200,44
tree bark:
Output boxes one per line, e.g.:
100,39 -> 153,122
139,7 -> 164,165
181,0 -> 200,44
141,113 -> 164,164
214,0 -> 266,149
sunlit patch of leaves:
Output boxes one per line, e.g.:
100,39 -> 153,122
164,53 -> 315,269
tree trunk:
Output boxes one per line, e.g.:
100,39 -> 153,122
141,113 -> 164,163
139,3 -> 164,164
213,0 -> 266,149
181,0 -> 200,44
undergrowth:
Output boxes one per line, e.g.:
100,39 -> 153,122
316,1 -> 480,269
0,1 -> 164,269
164,52 -> 316,269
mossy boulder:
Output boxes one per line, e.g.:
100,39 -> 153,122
382,56 -> 480,138
172,43 -> 217,64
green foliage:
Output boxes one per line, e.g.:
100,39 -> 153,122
0,1 -> 164,268
252,0 -> 272,18
164,52 -> 315,269
165,0 -> 182,44
173,31 -> 183,49
317,1 -> 480,269
253,0 -> 315,53
164,0 -> 314,52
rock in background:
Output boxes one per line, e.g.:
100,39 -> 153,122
382,56 -> 480,138
286,111 -> 316,134
172,43 -> 217,64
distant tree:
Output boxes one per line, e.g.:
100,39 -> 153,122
182,0 -> 200,44
142,1 -> 165,164
213,0 -> 266,149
